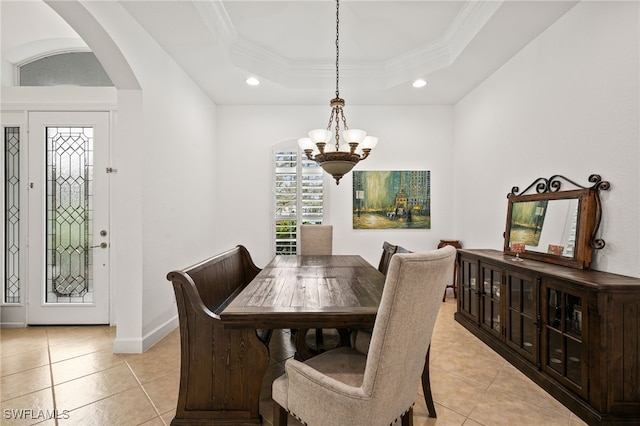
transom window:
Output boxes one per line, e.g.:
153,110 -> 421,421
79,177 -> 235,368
19,52 -> 113,87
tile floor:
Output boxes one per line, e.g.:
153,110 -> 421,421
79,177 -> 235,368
1,298 -> 588,426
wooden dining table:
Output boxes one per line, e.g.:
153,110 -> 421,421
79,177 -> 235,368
218,254 -> 436,424
221,254 -> 386,330
218,254 -> 386,424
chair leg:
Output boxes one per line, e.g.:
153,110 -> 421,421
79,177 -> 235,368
422,345 -> 437,418
315,328 -> 325,352
273,404 -> 288,426
443,263 -> 459,302
401,406 -> 413,426
452,262 -> 458,300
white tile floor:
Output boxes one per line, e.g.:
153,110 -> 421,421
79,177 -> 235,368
1,297 -> 588,425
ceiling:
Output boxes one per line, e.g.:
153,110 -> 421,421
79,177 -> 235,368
5,0 -> 580,105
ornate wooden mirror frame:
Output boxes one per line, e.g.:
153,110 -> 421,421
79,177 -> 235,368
503,174 -> 610,269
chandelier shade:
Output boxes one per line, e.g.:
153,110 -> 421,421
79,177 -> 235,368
299,0 -> 378,185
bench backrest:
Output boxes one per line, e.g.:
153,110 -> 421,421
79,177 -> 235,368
178,245 -> 260,314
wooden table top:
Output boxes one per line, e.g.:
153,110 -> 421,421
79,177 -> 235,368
220,255 -> 386,329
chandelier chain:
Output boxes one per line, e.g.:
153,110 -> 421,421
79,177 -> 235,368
300,0 -> 377,185
340,107 -> 349,131
335,0 -> 340,99
327,107 -> 336,132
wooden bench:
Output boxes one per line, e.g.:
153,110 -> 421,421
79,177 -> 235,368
166,245 -> 271,425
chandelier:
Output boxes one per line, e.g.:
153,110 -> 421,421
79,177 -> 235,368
298,0 -> 378,185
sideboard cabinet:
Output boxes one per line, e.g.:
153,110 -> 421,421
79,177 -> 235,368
455,249 -> 640,425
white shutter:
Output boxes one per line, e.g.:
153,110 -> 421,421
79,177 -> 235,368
301,155 -> 323,224
274,148 -> 325,255
275,151 -> 297,255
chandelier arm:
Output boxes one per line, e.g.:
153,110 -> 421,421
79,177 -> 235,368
303,149 -> 316,161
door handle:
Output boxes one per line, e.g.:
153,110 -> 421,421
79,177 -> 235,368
91,242 -> 108,249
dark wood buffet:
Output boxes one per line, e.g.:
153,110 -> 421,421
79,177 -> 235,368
455,249 -> 640,425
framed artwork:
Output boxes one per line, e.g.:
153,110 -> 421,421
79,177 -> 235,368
352,170 -> 430,229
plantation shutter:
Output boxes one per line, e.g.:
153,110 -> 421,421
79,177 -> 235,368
274,149 -> 324,255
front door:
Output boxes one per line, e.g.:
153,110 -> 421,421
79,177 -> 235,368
27,111 -> 110,324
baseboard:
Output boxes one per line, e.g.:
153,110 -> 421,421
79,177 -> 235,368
112,314 -> 178,353
0,322 -> 27,328
142,314 -> 179,352
112,337 -> 144,353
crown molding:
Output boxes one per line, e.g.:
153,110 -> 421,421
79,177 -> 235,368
385,0 -> 502,88
195,0 -> 502,89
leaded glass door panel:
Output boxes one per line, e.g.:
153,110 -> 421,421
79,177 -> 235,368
28,112 -> 110,324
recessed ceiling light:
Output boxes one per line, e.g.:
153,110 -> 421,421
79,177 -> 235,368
245,77 -> 260,86
412,79 -> 428,88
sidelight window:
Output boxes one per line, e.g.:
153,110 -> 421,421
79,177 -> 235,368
4,127 -> 20,303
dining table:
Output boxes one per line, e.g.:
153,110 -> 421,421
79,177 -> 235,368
218,253 -> 436,424
217,255 -> 384,423
221,254 -> 386,331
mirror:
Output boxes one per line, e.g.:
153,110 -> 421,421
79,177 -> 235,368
509,198 -> 579,258
504,175 -> 610,269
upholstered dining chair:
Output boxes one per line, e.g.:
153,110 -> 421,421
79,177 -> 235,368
272,246 -> 456,426
359,243 -> 444,419
377,241 -> 398,275
298,224 -> 339,355
367,243 -> 443,418
299,224 -> 333,255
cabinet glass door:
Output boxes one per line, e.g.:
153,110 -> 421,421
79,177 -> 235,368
481,265 -> 502,336
459,258 -> 478,322
506,272 -> 537,363
545,285 -> 585,395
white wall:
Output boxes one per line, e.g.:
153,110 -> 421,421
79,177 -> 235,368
215,105 -> 454,268
454,1 -> 640,277
67,2 -> 220,351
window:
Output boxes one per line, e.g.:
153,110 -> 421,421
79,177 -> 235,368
4,127 -> 20,303
274,145 -> 326,255
19,52 -> 113,87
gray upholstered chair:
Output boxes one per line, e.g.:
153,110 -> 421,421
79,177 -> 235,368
272,246 -> 456,426
299,225 -> 333,255
396,245 -> 412,254
377,241 -> 398,275
298,224 -> 337,354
